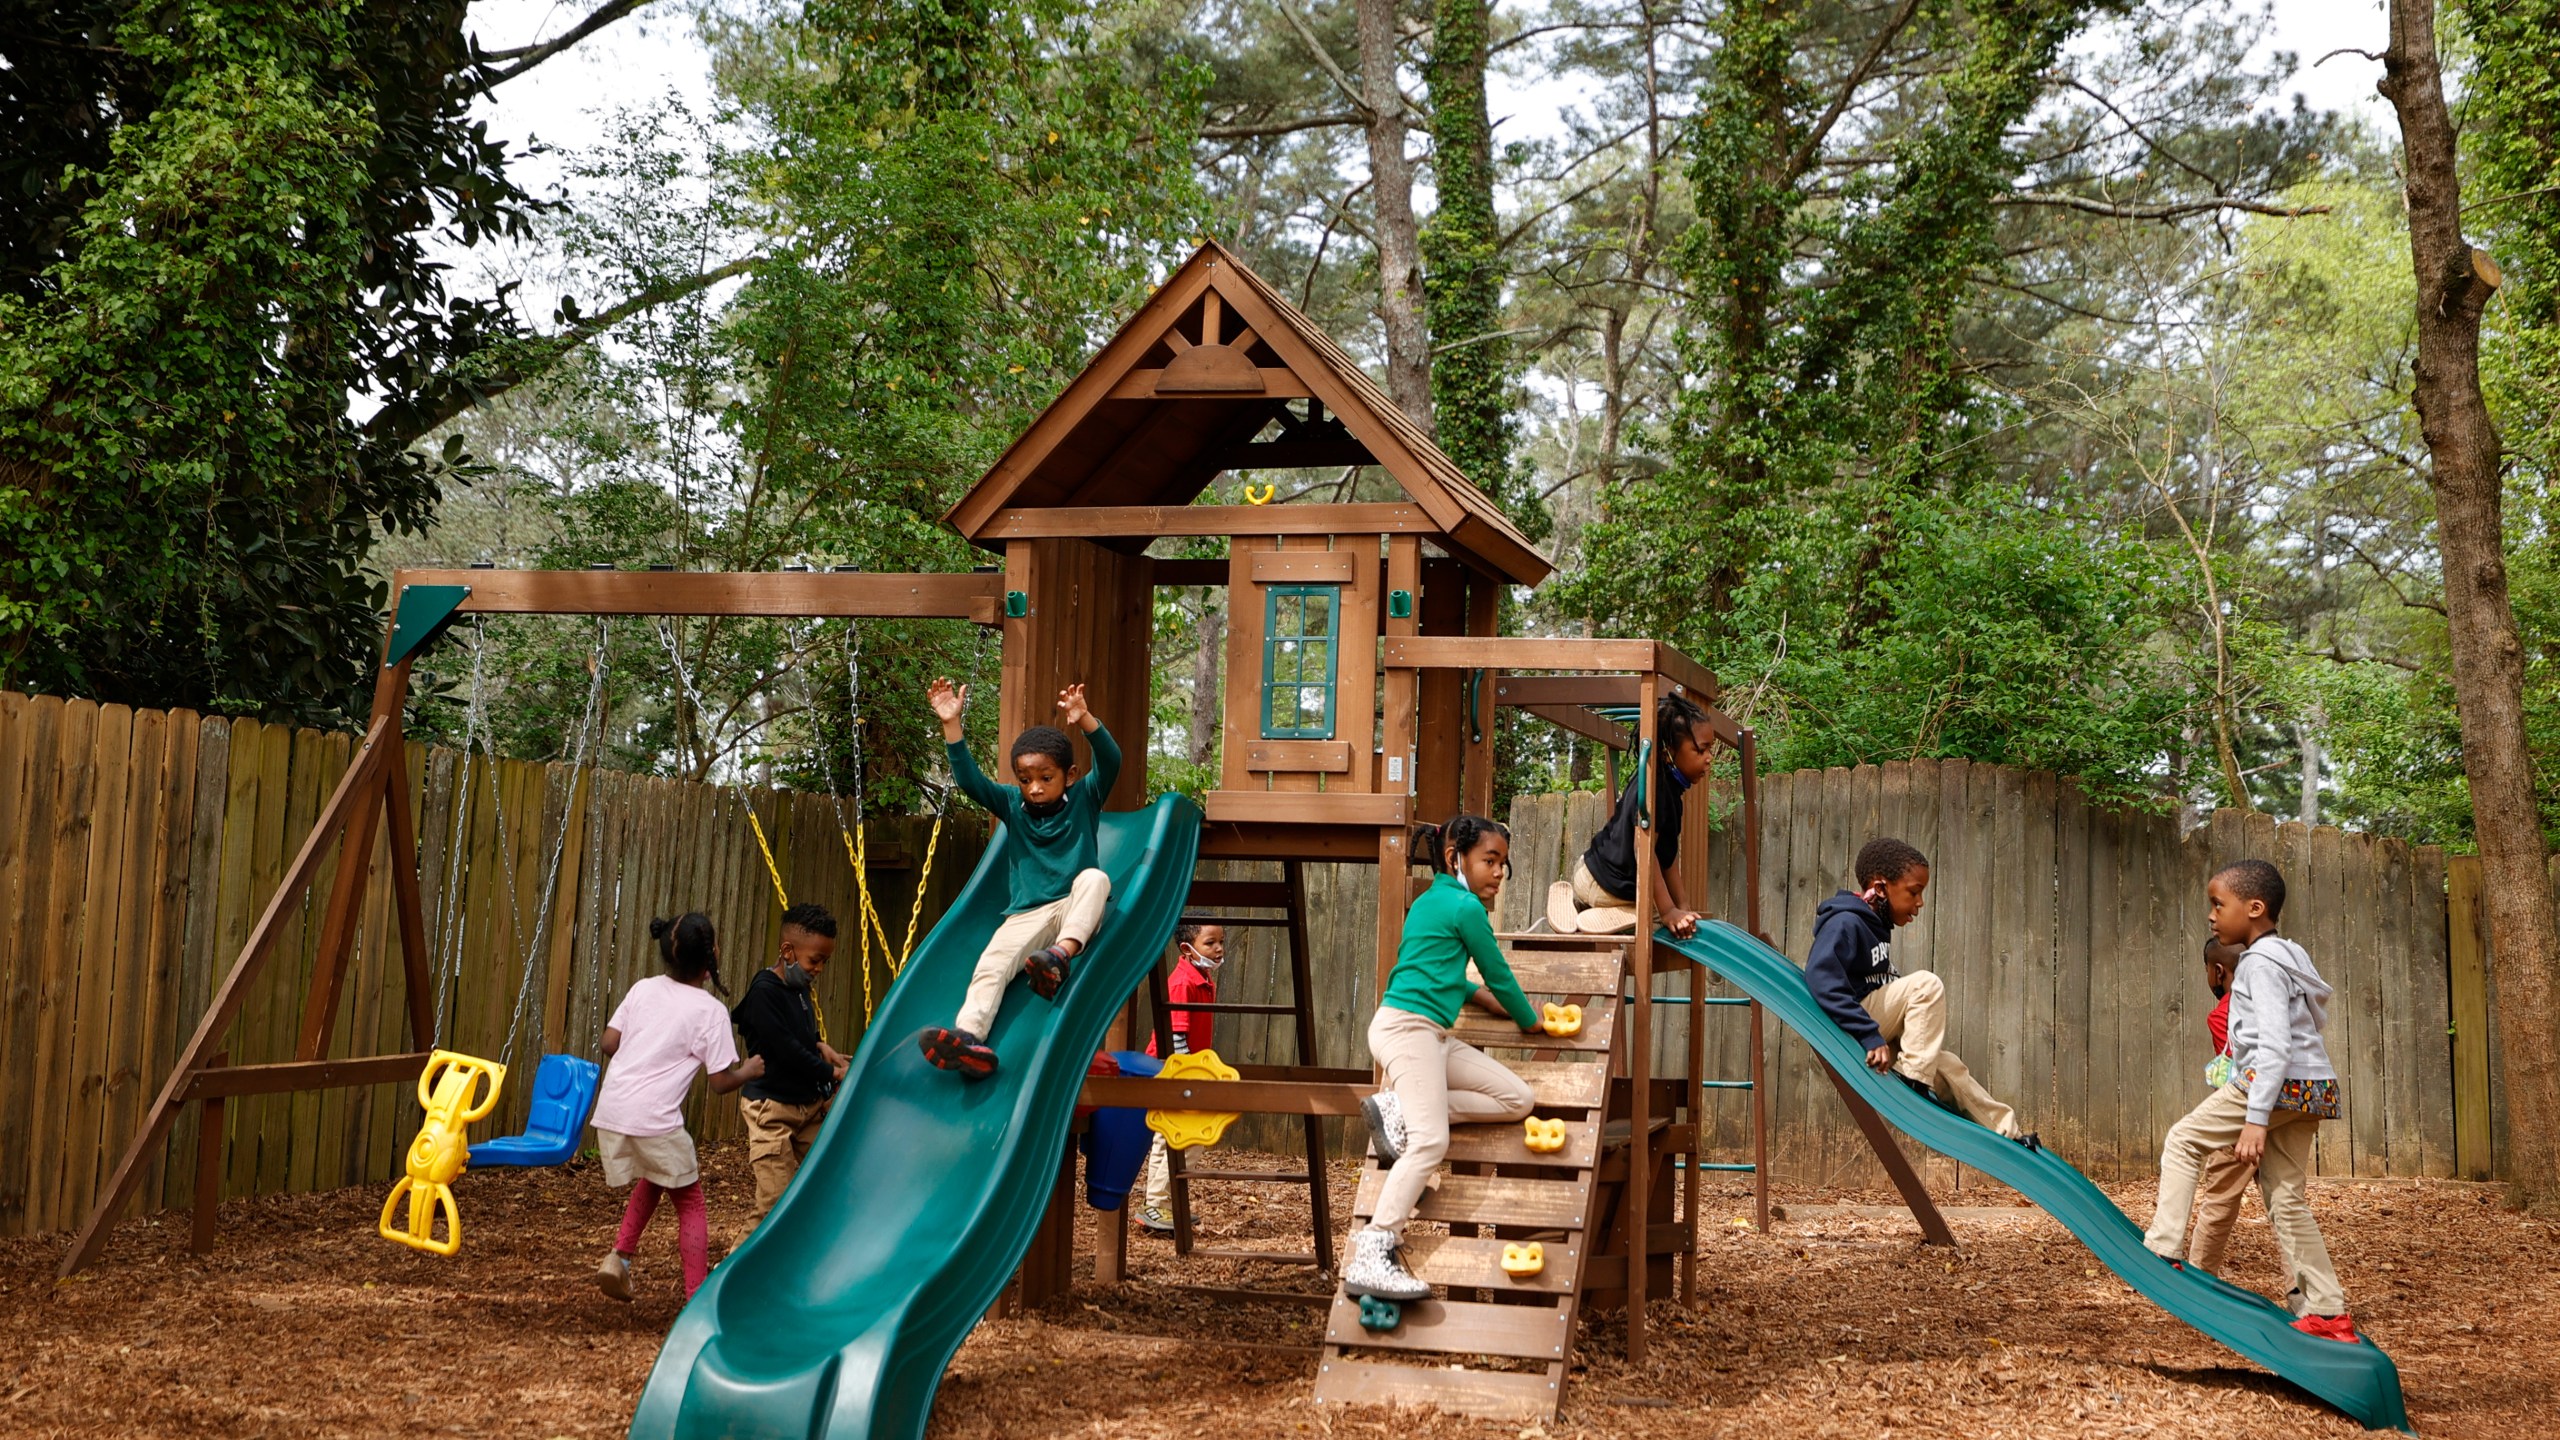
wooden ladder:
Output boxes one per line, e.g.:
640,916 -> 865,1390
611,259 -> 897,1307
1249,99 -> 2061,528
1153,862 -> 1336,1278
1310,943 -> 1628,1422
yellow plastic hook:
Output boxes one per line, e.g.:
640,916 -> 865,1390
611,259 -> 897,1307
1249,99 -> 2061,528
1243,482 -> 1277,505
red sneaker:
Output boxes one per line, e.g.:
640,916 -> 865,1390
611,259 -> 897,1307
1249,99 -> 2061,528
1024,945 -> 1074,1000
920,1027 -> 997,1079
2292,1313 -> 2358,1343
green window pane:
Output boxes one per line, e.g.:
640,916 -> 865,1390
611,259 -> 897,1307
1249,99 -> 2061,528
1304,592 -> 1332,635
1300,639 -> 1330,676
1276,593 -> 1303,635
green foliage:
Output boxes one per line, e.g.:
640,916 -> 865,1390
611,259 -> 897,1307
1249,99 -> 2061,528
0,0 -> 545,724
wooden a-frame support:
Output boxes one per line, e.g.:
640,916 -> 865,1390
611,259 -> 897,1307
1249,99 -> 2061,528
60,568 -> 1005,1278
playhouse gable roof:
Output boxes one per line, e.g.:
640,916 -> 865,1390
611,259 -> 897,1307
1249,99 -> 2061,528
944,242 -> 1551,585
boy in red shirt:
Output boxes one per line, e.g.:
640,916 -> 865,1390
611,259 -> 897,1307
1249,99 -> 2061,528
1138,923 -> 1226,1234
2183,937 -> 2256,1277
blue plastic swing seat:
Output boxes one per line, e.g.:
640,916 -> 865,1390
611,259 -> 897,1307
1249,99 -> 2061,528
467,1052 -> 603,1168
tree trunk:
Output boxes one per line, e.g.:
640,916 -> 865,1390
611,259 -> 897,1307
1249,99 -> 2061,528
1187,595 -> 1224,767
2381,0 -> 2560,1211
1356,0 -> 1432,427
1422,0 -> 1511,500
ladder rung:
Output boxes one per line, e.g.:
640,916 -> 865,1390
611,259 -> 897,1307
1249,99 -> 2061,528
1679,1161 -> 1758,1172
1180,913 -> 1292,927
1174,1001 -> 1301,1015
1179,1167 -> 1314,1183
1699,1080 -> 1753,1089
1649,994 -> 1754,1006
1191,1247 -> 1320,1266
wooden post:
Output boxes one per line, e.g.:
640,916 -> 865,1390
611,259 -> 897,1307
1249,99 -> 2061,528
1284,860 -> 1335,1277
1461,575 -> 1498,818
296,659 -> 412,1060
1741,727 -> 1771,1235
1626,673 -> 1657,1362
190,1053 -> 226,1255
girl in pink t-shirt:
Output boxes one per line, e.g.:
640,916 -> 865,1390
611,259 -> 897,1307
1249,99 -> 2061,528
590,913 -> 762,1301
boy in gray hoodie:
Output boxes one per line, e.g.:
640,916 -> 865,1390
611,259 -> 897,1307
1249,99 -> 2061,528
2142,860 -> 2356,1342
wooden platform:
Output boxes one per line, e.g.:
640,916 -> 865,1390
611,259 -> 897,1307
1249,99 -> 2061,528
1309,942 -> 1626,1422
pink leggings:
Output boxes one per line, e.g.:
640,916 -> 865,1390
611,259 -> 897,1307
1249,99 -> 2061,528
616,1179 -> 709,1295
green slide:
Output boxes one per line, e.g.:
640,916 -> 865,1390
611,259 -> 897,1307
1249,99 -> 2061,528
629,796 -> 1202,1440
1661,920 -> 2411,1434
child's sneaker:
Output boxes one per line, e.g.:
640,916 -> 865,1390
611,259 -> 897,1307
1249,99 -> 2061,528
920,1027 -> 997,1079
2013,1131 -> 2043,1153
1341,1225 -> 1431,1301
1361,1090 -> 1408,1165
1544,881 -> 1581,935
2285,1286 -> 2308,1317
1137,1205 -> 1175,1234
1025,945 -> 1074,1000
592,1250 -> 634,1302
2293,1312 -> 2359,1343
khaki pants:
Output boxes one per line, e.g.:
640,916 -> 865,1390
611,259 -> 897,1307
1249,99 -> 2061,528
1860,971 -> 2021,1139
2144,1083 -> 2344,1315
954,868 -> 1110,1037
1143,1133 -> 1172,1211
2186,1145 -> 2256,1274
1565,859 -> 1639,934
1367,1005 -> 1536,1235
740,1095 -> 829,1227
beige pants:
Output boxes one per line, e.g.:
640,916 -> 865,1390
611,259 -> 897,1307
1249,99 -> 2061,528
954,868 -> 1110,1037
2144,1083 -> 2344,1315
1367,1005 -> 1536,1235
1565,859 -> 1639,935
1143,1133 -> 1173,1211
740,1096 -> 829,1226
1860,971 -> 2022,1138
2186,1145 -> 2256,1274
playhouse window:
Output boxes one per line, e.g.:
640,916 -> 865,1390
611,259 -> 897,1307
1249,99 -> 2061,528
1261,585 -> 1340,739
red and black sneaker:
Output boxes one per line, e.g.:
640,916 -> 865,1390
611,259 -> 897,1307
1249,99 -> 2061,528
1025,945 -> 1074,1000
920,1027 -> 997,1079
2293,1312 -> 2359,1344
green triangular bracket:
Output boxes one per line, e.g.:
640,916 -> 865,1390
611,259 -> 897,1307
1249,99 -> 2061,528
385,584 -> 472,668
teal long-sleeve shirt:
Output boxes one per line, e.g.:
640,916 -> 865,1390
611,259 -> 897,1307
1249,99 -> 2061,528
1380,872 -> 1539,1029
947,724 -> 1120,914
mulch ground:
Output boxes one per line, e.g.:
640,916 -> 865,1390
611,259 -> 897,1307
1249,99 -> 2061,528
0,1141 -> 2549,1438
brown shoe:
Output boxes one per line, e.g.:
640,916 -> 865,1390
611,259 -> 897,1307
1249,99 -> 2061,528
592,1250 -> 633,1302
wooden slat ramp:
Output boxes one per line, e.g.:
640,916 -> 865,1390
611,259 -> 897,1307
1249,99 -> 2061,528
1311,944 -> 1624,1421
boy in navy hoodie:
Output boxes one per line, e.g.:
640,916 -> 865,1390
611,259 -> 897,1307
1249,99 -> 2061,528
1804,837 -> 2035,1147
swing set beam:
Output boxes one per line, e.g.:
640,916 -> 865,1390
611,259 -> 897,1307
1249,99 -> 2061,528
59,568 -> 1005,1278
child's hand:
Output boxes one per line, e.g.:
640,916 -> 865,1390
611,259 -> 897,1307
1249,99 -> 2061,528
1663,907 -> 1700,939
2235,1122 -> 2268,1165
821,1043 -> 850,1080
739,1054 -> 768,1081
1866,1044 -> 1894,1071
1055,682 -> 1093,730
928,677 -> 968,724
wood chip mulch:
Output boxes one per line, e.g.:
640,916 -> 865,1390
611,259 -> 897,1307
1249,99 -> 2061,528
1,1142 -> 2549,1438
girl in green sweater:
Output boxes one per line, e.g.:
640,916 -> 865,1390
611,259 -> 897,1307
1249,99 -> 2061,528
1346,814 -> 1542,1301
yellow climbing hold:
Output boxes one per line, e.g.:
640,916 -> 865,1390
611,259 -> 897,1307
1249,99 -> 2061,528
1146,1049 -> 1241,1150
1522,1116 -> 1569,1153
1501,1241 -> 1545,1277
1540,1001 -> 1584,1037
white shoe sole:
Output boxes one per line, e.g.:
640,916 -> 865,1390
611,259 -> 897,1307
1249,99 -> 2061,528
592,1257 -> 632,1303
1545,881 -> 1580,934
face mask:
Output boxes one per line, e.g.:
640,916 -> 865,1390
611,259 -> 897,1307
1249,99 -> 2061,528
1184,946 -> 1224,973
779,960 -> 811,991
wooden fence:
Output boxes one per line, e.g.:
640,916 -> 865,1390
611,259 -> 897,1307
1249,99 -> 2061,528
0,691 -> 982,1241
1210,763 -> 2493,1189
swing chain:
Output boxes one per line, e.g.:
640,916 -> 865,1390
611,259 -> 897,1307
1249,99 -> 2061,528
497,618 -> 613,1069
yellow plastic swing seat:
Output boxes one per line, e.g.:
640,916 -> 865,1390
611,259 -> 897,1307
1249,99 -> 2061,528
379,1050 -> 506,1256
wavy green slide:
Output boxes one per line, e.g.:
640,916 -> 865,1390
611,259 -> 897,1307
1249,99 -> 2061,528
629,796 -> 1201,1440
1662,920 -> 2410,1433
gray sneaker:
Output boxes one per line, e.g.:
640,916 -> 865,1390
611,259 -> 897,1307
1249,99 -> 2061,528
1341,1225 -> 1431,1301
1137,1205 -> 1175,1234
1361,1090 -> 1408,1165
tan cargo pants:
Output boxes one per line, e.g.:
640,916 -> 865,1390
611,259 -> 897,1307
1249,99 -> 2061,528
953,868 -> 1110,1038
1366,1005 -> 1536,1236
2144,1084 -> 2344,1315
1860,971 -> 2022,1139
740,1095 -> 829,1227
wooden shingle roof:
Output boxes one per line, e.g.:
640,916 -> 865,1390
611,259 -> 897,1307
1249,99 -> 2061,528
945,241 -> 1551,585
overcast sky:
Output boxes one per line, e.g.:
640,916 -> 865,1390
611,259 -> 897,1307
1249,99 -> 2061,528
459,0 -> 2397,279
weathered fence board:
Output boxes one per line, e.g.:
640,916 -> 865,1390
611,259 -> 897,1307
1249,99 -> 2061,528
0,692 -> 984,1240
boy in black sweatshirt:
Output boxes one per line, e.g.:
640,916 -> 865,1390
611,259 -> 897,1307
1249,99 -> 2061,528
732,902 -> 849,1226
1804,838 -> 2035,1148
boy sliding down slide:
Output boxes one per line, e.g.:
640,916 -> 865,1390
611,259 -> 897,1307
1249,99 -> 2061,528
918,679 -> 1117,1079
1805,838 -> 2039,1150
